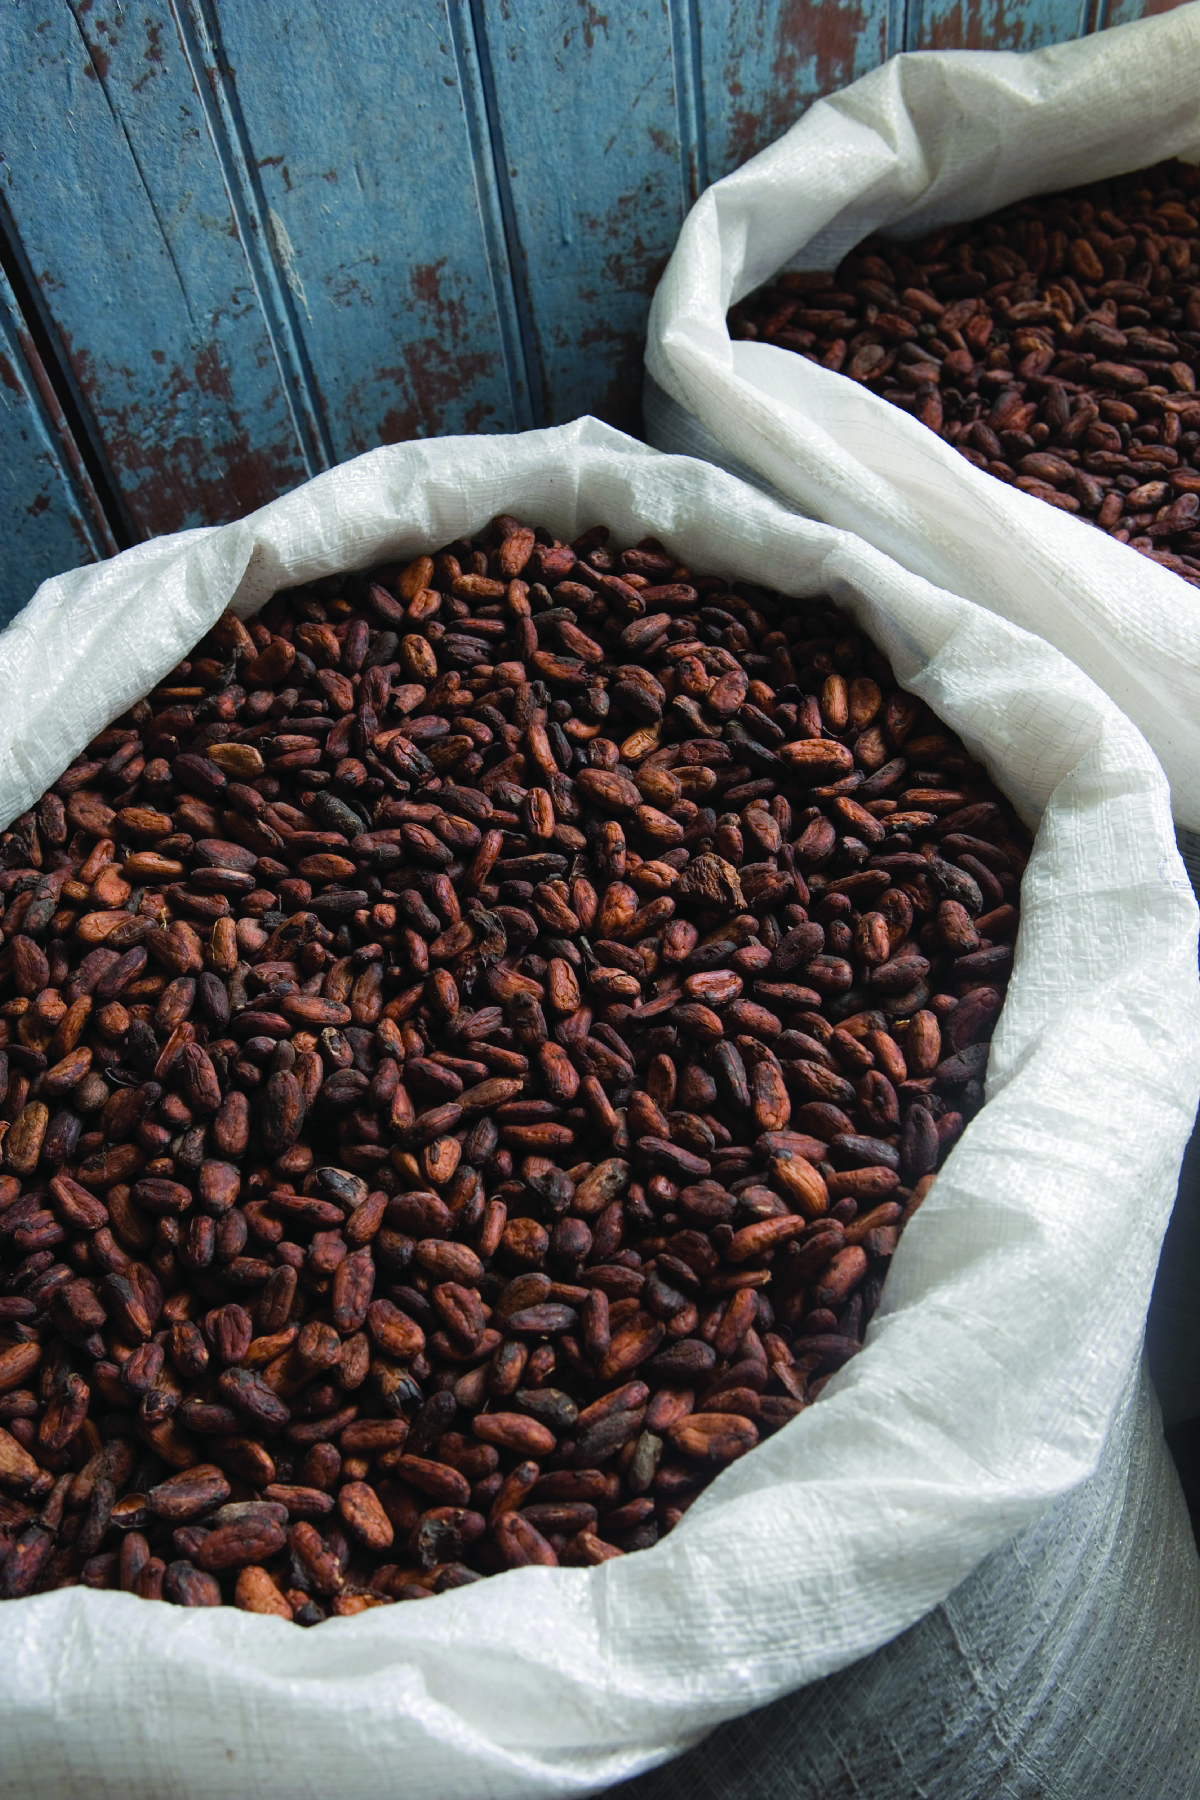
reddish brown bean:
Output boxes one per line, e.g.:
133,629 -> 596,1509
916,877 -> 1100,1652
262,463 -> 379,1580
0,511 -> 1023,1619
730,157 -> 1200,586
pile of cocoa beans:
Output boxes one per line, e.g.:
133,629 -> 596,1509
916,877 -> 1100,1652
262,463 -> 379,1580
729,158 -> 1200,585
0,514 -> 1027,1620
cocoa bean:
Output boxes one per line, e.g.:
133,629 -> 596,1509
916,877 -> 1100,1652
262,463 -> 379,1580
731,157 -> 1200,585
0,516 -> 1026,1615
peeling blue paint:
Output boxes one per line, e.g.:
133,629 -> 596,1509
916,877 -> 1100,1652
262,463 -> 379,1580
2,0 -> 1131,619
0,263 -> 109,627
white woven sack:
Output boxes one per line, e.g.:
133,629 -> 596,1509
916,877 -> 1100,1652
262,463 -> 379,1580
1,419 -> 1197,1800
643,8 -> 1200,832
608,1359 -> 1200,1800
1146,828 -> 1200,1431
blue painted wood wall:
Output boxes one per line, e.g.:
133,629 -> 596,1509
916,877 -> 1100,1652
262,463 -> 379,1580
0,0 -> 1185,622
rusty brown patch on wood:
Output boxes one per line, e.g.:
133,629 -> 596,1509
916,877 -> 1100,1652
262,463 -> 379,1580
410,260 -> 453,313
355,341 -> 500,452
562,0 -> 610,54
723,0 -> 881,174
193,344 -> 235,404
923,0 -> 1025,51
64,338 -> 306,536
74,0 -> 119,83
340,254 -> 508,449
67,512 -> 97,559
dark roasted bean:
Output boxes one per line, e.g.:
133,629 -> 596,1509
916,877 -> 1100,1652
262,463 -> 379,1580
730,157 -> 1200,585
0,518 -> 1025,1614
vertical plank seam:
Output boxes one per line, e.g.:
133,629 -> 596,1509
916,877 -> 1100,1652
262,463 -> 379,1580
890,0 -> 912,58
63,1 -> 201,329
0,191 -> 133,552
444,0 -> 536,434
168,0 -> 335,477
0,262 -> 117,566
453,0 -> 545,429
1086,0 -> 1108,34
904,0 -> 923,53
668,0 -> 710,212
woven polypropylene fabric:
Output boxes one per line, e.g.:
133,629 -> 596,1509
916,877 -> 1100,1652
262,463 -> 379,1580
1145,829 -> 1200,1431
608,1360 -> 1200,1800
644,11 -> 1200,831
2,420 -> 1197,1799
646,356 -> 1200,1441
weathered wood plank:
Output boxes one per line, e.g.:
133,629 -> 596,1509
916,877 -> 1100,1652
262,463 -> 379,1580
0,1 -> 311,539
472,0 -> 688,434
201,0 -> 531,459
699,0 -> 904,183
1101,0 -> 1194,30
906,0 -> 1091,52
0,264 -> 114,627
5,0 -> 1116,552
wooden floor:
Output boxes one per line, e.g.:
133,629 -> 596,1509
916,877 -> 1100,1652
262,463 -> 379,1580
0,0 -> 1175,621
